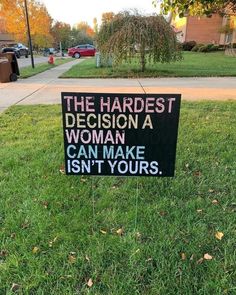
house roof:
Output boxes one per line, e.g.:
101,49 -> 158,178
0,33 -> 15,46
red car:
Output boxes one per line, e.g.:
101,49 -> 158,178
68,44 -> 96,58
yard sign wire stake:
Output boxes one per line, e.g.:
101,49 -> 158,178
133,84 -> 144,234
134,177 -> 139,232
90,176 -> 96,233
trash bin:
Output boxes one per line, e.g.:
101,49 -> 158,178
0,52 -> 20,82
0,57 -> 12,83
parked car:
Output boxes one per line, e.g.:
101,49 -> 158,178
1,43 -> 29,58
1,46 -> 20,58
68,44 -> 96,58
15,43 -> 29,57
43,47 -> 57,56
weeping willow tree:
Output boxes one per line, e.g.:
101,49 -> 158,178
97,11 -> 181,72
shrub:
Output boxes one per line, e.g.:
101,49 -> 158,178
210,45 -> 219,51
191,43 -> 219,53
177,42 -> 183,50
207,44 -> 214,50
182,41 -> 196,51
191,45 -> 198,52
191,44 -> 204,52
198,44 -> 215,52
198,45 -> 209,52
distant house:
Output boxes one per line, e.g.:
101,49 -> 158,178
173,14 -> 236,45
0,16 -> 15,46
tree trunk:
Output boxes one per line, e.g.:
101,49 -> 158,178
167,11 -> 173,24
140,44 -> 146,72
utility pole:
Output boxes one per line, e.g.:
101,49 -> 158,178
24,0 -> 34,68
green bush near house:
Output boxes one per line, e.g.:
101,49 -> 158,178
182,40 -> 196,51
192,44 -> 220,53
210,45 -> 220,51
198,44 -> 212,52
198,44 -> 218,52
191,44 -> 204,52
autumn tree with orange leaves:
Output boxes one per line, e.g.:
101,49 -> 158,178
0,0 -> 53,48
76,22 -> 95,38
50,21 -> 71,50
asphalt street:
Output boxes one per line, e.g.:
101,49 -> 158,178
17,56 -> 49,69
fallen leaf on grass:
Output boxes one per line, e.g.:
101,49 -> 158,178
190,254 -> 194,261
197,258 -> 204,264
68,253 -> 76,264
49,236 -> 58,247
85,255 -> 90,262
193,171 -> 201,177
32,246 -> 40,254
215,231 -> 224,240
204,253 -> 213,260
42,201 -> 49,209
212,199 -> 219,205
135,232 -> 141,239
116,228 -> 124,236
59,165 -> 65,174
229,202 -> 236,212
196,209 -> 203,213
87,278 -> 93,287
130,249 -> 141,258
159,211 -> 167,216
0,250 -> 8,257
11,283 -> 20,292
181,253 -> 186,260
100,229 -> 107,234
208,189 -> 215,193
21,222 -> 30,229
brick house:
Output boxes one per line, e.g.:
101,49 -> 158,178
0,17 -> 15,46
173,14 -> 236,45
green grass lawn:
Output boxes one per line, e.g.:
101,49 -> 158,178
61,52 -> 236,78
0,101 -> 236,294
20,58 -> 73,78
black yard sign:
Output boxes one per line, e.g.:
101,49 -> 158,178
61,92 -> 181,177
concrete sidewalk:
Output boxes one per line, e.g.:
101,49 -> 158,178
0,59 -> 81,113
0,58 -> 236,113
